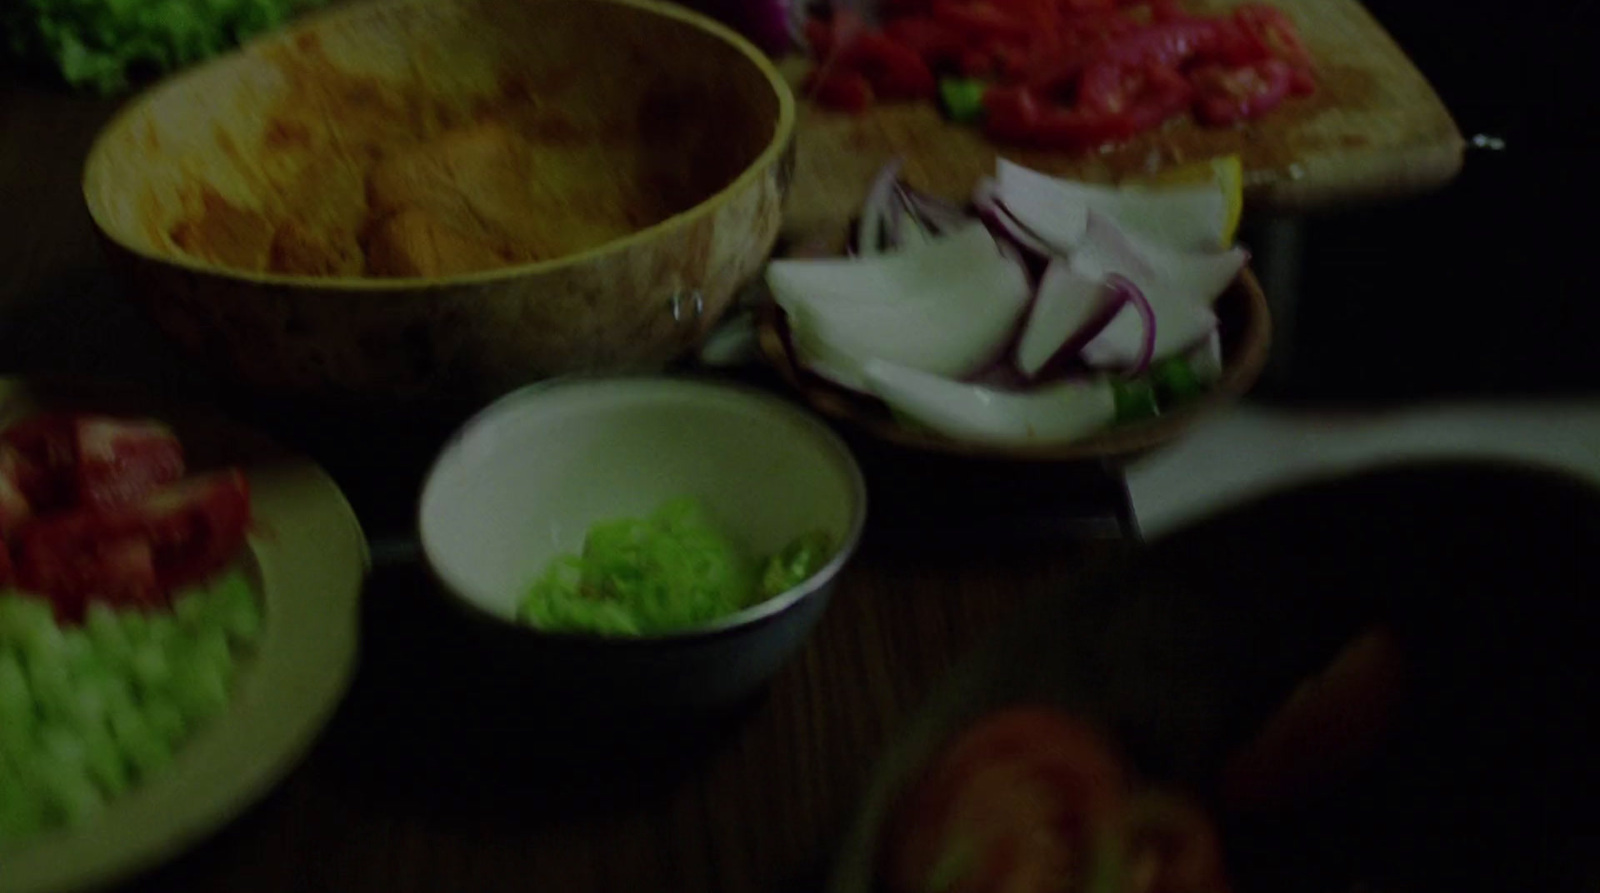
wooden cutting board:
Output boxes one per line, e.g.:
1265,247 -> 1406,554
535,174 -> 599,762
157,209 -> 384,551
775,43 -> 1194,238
780,0 -> 1464,243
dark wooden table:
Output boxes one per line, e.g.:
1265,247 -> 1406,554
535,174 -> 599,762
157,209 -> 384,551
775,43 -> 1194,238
0,79 -> 1135,893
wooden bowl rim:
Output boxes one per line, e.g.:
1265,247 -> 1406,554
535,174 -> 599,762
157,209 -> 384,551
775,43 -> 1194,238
756,266 -> 1273,464
79,0 -> 797,292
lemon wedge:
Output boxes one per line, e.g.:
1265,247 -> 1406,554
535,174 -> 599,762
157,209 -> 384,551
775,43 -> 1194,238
1146,155 -> 1245,248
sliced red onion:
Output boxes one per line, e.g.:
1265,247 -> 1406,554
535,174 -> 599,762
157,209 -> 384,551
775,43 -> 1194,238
1016,261 -> 1122,378
905,190 -> 972,235
988,163 -> 1091,252
855,158 -> 905,258
1105,273 -> 1158,377
973,180 -> 1061,269
996,159 -> 1232,253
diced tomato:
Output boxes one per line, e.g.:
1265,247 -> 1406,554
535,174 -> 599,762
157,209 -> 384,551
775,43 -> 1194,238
805,18 -> 838,58
141,470 -> 253,591
985,40 -> 1040,81
931,0 -> 1033,42
1,413 -> 186,513
885,18 -> 968,68
14,469 -> 251,621
1147,0 -> 1189,24
0,445 -> 41,537
802,0 -> 1313,146
957,48 -> 998,79
881,0 -> 937,17
882,707 -> 1128,893
72,416 -> 186,510
1288,66 -> 1317,97
1191,58 -> 1293,126
1095,18 -> 1219,69
1,413 -> 78,511
843,32 -> 938,100
804,9 -> 868,60
1061,0 -> 1120,12
805,68 -> 876,112
995,60 -> 1188,149
1233,4 -> 1313,71
982,85 -> 1044,142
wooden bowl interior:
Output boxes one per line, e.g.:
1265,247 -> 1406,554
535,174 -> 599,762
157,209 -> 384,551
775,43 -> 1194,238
757,267 -> 1272,463
83,0 -> 784,276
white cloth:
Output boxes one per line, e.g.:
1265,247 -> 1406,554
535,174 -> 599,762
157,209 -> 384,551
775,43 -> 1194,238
1126,401 -> 1600,540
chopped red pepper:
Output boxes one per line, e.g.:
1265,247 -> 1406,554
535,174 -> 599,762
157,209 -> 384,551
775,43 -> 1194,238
931,0 -> 1034,41
884,17 -> 968,68
800,0 -> 1316,149
805,68 -> 876,112
844,32 -> 938,100
1234,3 -> 1315,71
1191,58 -> 1294,126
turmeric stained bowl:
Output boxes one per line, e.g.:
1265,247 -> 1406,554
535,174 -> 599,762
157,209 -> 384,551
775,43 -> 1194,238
82,0 -> 796,405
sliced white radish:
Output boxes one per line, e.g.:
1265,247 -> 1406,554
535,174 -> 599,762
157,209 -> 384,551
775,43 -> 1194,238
1016,260 -> 1120,377
766,224 -> 1032,392
1072,212 -> 1244,370
995,159 -> 1228,253
862,359 -> 1117,447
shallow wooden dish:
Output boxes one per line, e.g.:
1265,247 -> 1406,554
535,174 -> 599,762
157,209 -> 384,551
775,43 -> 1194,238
82,0 -> 796,405
757,268 -> 1272,463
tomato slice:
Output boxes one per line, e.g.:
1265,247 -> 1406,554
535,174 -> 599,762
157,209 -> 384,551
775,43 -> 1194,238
1122,792 -> 1230,893
883,707 -> 1128,893
14,469 -> 251,621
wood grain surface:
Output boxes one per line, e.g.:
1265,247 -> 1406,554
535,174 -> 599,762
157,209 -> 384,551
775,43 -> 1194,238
782,0 -> 1466,247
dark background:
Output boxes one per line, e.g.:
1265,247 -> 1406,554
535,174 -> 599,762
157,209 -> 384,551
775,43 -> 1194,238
1265,1 -> 1600,403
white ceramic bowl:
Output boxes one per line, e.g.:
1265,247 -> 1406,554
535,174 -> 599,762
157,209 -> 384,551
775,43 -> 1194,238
418,376 -> 867,709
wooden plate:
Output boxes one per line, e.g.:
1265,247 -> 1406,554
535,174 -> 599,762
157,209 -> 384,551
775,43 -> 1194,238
756,268 -> 1271,463
829,459 -> 1600,892
0,377 -> 369,893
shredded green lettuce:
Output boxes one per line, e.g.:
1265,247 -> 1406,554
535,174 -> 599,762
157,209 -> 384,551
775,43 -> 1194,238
4,0 -> 326,95
517,497 -> 835,637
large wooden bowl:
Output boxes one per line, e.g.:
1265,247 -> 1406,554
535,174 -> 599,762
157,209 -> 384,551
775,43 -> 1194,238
82,0 -> 796,405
